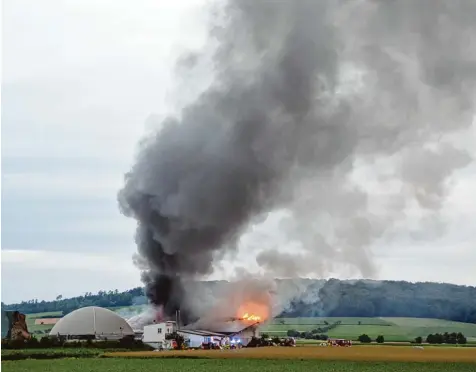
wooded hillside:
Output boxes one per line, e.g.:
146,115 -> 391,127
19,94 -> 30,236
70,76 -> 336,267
2,279 -> 475,323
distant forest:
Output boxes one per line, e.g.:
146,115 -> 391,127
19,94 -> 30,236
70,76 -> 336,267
2,279 -> 476,323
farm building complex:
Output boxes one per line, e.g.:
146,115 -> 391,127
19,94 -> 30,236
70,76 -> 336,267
142,319 -> 260,349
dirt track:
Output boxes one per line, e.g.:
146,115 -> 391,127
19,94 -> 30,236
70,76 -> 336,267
104,346 -> 476,362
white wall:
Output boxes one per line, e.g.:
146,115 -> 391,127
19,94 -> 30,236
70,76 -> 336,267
143,322 -> 176,343
236,327 -> 259,346
180,332 -> 204,348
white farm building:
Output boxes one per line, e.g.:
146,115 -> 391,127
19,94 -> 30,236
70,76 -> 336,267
142,321 -> 177,348
142,319 -> 260,349
49,306 -> 134,340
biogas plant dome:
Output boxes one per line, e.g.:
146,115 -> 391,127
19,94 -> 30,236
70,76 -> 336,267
49,306 -> 134,338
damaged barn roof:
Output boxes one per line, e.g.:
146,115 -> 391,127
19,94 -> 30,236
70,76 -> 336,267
185,319 -> 259,336
179,329 -> 226,337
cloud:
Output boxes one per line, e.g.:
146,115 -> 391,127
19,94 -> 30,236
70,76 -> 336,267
1,0 -> 211,303
1,250 -> 142,303
2,0 -> 476,305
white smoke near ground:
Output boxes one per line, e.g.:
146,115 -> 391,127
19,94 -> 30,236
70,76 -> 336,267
125,305 -> 162,331
118,0 -> 476,324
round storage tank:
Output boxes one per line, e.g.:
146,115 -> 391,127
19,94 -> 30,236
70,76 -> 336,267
49,306 -> 134,339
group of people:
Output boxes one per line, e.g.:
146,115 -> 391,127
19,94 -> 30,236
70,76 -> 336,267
201,338 -> 243,350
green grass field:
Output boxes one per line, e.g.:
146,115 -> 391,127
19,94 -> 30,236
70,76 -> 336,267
2,358 -> 475,372
260,317 -> 476,342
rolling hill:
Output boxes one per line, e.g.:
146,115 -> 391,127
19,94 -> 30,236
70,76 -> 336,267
260,317 -> 476,342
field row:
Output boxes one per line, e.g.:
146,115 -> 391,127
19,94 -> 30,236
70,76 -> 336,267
104,345 -> 476,363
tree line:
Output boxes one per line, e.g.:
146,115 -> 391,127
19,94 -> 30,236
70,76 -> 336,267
2,279 -> 476,323
277,279 -> 476,323
1,288 -> 146,316
425,332 -> 467,344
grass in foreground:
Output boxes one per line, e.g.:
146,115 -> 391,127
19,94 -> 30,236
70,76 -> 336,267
3,358 -> 476,372
104,345 -> 476,363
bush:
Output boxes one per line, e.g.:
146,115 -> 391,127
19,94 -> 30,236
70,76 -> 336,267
376,335 -> 384,344
2,336 -> 152,351
286,329 -> 300,338
457,332 -> 467,345
358,334 -> 372,343
414,336 -> 423,344
1,348 -> 101,361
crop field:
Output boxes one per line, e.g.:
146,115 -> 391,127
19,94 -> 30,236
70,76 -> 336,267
103,345 -> 476,362
25,312 -> 63,335
2,357 -> 476,372
261,317 -> 476,342
270,317 -> 392,326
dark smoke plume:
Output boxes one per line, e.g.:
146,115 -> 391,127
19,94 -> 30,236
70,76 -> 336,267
118,0 -> 476,322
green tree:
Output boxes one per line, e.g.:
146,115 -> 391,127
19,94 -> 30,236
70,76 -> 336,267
358,334 -> 372,343
414,336 -> 423,344
286,329 -> 300,338
376,335 -> 384,344
456,332 -> 467,345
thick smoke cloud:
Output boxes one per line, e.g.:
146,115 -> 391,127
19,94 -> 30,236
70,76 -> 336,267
118,0 -> 476,322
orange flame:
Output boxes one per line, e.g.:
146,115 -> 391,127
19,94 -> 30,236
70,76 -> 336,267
241,313 -> 262,322
237,302 -> 269,323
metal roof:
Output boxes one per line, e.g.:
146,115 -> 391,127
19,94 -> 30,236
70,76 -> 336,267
179,329 -> 225,337
186,320 -> 259,336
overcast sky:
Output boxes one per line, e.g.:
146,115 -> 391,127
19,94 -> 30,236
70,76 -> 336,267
2,0 -> 476,304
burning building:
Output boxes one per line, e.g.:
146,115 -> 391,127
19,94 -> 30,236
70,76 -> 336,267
188,319 -> 260,346
143,317 -> 261,349
141,302 -> 264,349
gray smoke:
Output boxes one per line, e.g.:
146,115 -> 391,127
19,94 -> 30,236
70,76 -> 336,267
118,0 -> 476,321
